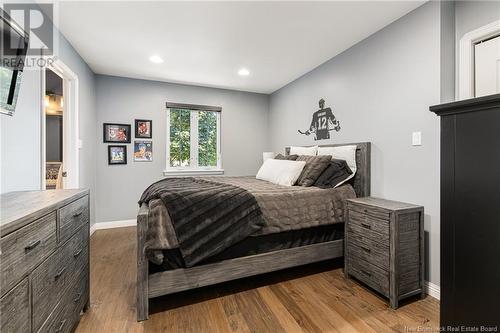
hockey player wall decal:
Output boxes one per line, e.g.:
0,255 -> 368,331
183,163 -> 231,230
298,98 -> 341,140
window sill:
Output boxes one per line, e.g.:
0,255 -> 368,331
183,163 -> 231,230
163,169 -> 225,177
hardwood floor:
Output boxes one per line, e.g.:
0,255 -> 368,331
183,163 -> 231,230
75,227 -> 439,333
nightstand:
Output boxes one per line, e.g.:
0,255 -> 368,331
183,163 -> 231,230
344,197 -> 424,309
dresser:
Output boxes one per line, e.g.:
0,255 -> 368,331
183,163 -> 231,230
344,197 -> 424,309
0,189 -> 90,333
430,94 -> 500,329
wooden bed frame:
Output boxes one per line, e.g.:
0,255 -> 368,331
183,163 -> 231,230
137,142 -> 371,321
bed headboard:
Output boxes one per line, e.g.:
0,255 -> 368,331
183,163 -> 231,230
285,142 -> 371,197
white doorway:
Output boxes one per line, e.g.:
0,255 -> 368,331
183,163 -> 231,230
458,19 -> 500,99
41,60 -> 79,190
474,35 -> 500,97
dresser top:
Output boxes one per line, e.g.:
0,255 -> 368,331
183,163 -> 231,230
347,196 -> 422,211
0,189 -> 89,236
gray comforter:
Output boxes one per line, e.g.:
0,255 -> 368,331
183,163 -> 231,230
141,176 -> 356,265
139,177 -> 265,267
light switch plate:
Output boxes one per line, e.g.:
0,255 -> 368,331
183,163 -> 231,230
412,131 -> 422,146
78,139 -> 83,149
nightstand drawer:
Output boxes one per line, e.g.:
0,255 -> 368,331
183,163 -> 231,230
348,236 -> 389,271
348,256 -> 389,296
350,205 -> 390,221
348,211 -> 389,242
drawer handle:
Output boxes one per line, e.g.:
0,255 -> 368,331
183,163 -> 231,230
360,246 -> 371,253
55,319 -> 67,333
73,210 -> 84,218
73,248 -> 83,258
360,269 -> 372,277
24,240 -> 41,252
361,223 -> 371,230
73,292 -> 82,303
54,266 -> 67,281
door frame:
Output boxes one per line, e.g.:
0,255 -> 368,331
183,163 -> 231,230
458,19 -> 500,100
41,59 -> 79,189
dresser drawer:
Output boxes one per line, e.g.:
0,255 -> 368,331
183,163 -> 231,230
348,236 -> 389,271
32,226 -> 89,331
0,212 -> 57,295
37,300 -> 73,333
58,196 -> 89,243
348,209 -> 389,242
348,255 -> 389,296
37,268 -> 88,333
0,278 -> 30,333
63,224 -> 89,268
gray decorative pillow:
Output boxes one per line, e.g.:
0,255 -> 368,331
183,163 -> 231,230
296,155 -> 331,186
274,154 -> 299,161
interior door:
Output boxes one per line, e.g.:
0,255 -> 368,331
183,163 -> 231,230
474,35 -> 500,97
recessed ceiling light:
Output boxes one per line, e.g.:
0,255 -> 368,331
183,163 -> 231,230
149,55 -> 164,64
238,68 -> 250,76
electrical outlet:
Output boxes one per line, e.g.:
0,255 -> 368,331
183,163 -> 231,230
412,131 -> 422,146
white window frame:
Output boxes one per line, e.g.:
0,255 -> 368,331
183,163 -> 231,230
164,108 -> 223,176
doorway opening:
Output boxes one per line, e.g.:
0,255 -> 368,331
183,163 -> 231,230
41,60 -> 79,190
44,69 -> 64,189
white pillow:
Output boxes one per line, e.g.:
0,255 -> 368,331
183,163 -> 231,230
256,159 -> 306,186
317,145 -> 357,187
289,145 -> 318,156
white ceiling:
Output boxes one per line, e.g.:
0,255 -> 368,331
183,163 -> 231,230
56,1 -> 425,94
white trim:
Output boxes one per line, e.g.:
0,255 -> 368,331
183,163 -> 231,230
41,59 -> 80,189
90,219 -> 137,236
163,168 -> 224,177
90,223 -> 97,236
425,281 -> 440,300
458,19 -> 500,100
40,66 -> 47,190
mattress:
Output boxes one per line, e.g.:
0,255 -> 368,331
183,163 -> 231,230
149,223 -> 344,272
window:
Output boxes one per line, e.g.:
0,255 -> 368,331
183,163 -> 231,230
166,105 -> 222,175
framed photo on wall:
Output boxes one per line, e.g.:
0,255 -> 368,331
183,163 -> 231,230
103,123 -> 131,143
108,145 -> 127,165
134,140 -> 153,162
135,119 -> 152,138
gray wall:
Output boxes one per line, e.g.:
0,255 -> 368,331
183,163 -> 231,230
269,2 -> 442,286
0,11 -> 97,225
95,75 -> 269,223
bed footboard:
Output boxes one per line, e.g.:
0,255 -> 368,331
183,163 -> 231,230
137,203 -> 149,321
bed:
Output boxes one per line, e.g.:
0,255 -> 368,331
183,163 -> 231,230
136,142 -> 371,321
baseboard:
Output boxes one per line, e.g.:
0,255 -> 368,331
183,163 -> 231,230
90,219 -> 136,236
425,281 -> 440,300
